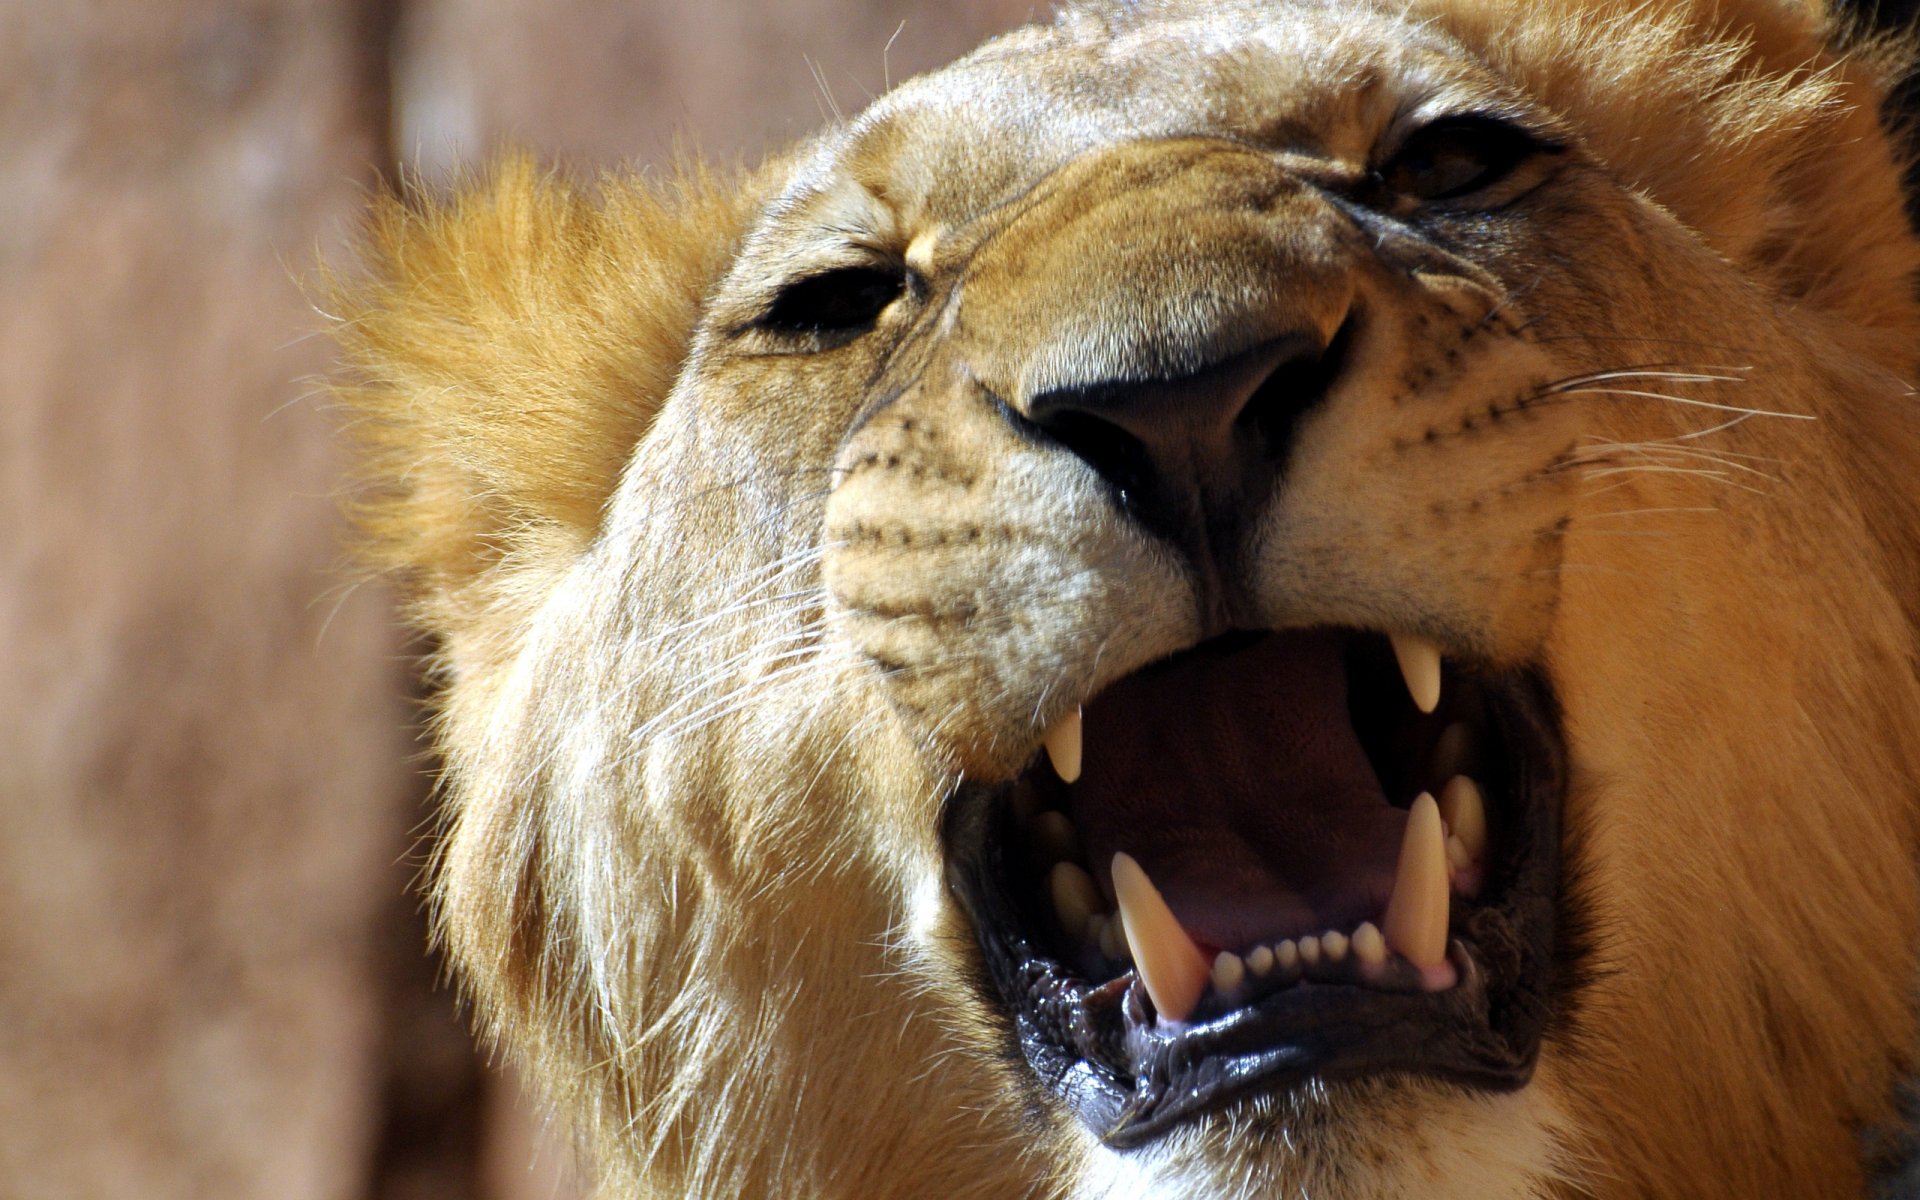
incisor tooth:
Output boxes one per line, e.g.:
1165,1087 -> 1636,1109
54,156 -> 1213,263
1247,944 -> 1274,976
1438,774 -> 1488,862
1298,935 -> 1321,965
1043,707 -> 1083,783
1322,930 -> 1349,962
1212,951 -> 1246,993
1390,633 -> 1443,714
1352,921 -> 1387,967
1111,852 -> 1210,1022
1275,939 -> 1300,970
1446,834 -> 1471,872
1383,792 -> 1450,969
1049,862 -> 1103,939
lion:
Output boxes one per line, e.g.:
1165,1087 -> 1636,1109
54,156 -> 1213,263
328,0 -> 1920,1195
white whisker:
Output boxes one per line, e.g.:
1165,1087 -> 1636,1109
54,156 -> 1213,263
1545,366 -> 1751,390
1571,440 -> 1779,480
1587,505 -> 1723,519
1557,385 -> 1814,421
1671,412 -> 1758,441
1581,464 -> 1767,494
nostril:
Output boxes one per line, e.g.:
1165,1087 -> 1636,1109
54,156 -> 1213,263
1032,407 -> 1156,502
1237,318 -> 1352,461
1018,320 -> 1353,525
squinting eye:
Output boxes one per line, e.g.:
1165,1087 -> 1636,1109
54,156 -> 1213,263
1377,118 -> 1546,202
758,266 -> 905,334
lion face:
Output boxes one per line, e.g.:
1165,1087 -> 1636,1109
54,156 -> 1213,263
337,1 -> 1920,1196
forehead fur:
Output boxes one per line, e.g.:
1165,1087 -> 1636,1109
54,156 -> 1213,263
803,0 -> 1910,337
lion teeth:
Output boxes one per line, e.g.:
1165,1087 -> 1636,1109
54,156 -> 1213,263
1042,707 -> 1083,783
1352,921 -> 1387,967
1297,934 -> 1321,965
1099,913 -> 1131,961
1049,861 -> 1103,938
1430,721 -> 1477,782
1390,633 -> 1443,714
1246,944 -> 1274,976
1030,811 -> 1080,864
1321,929 -> 1349,962
1383,792 -> 1450,970
1111,852 -> 1210,1022
1211,951 -> 1246,994
1446,834 -> 1472,872
1437,774 -> 1488,863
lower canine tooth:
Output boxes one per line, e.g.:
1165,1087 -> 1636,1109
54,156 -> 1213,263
1049,862 -> 1103,938
1100,914 -> 1130,961
1111,852 -> 1210,1022
1043,707 -> 1083,783
1390,633 -> 1443,714
1383,792 -> 1451,969
1438,774 -> 1488,862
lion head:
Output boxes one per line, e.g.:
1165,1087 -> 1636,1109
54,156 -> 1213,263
332,0 -> 1920,1195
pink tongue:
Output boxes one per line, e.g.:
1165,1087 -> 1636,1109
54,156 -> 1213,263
1069,629 -> 1407,951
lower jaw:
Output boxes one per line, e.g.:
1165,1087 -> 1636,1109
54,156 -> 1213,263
942,668 -> 1567,1146
1087,1076 -> 1563,1200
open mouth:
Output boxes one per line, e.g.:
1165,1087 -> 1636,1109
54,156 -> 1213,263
942,627 -> 1566,1146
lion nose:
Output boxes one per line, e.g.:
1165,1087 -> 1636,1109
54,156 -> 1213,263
1025,327 -> 1343,543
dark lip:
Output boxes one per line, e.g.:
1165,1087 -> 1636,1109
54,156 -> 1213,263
940,662 -> 1566,1146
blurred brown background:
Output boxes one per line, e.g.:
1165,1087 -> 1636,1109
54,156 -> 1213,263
0,1 -> 1028,1196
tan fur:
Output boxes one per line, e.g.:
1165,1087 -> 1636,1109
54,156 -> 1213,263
333,1 -> 1920,1196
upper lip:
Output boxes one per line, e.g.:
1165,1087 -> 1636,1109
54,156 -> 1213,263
941,626 -> 1568,1144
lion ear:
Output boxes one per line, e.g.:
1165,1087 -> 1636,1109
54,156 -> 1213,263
329,153 -> 765,665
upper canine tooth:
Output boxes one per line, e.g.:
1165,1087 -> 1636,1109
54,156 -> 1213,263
1437,774 -> 1488,862
1043,707 -> 1083,783
1390,633 -> 1443,714
1111,852 -> 1210,1022
1383,792 -> 1450,969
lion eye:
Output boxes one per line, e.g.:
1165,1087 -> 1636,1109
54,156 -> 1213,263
759,266 -> 906,334
1376,118 -> 1545,202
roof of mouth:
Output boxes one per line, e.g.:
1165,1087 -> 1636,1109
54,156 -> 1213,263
1068,628 -> 1405,950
